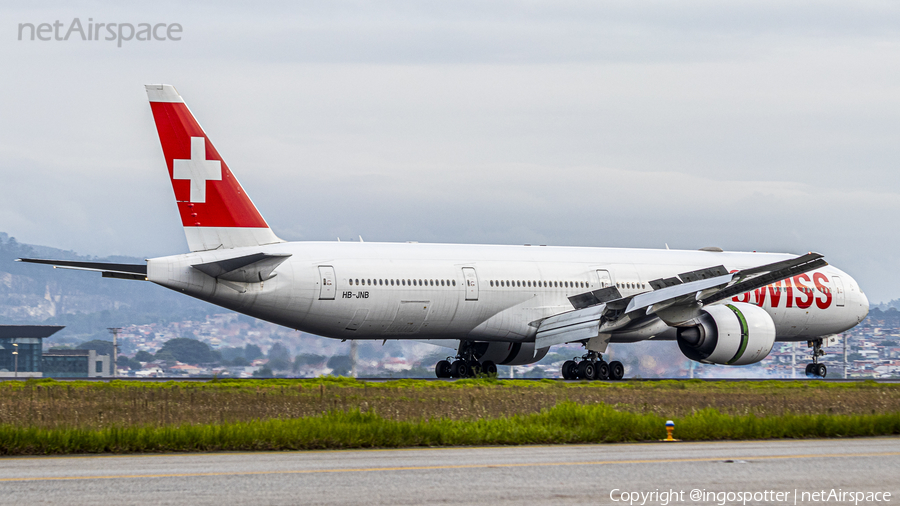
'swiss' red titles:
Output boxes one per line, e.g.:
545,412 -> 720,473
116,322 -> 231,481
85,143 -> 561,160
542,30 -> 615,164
732,273 -> 833,309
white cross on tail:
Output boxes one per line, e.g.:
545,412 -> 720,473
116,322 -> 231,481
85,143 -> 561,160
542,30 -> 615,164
173,137 -> 222,203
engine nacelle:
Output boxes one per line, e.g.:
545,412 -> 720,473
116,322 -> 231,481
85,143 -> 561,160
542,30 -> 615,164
467,341 -> 549,366
676,302 -> 776,366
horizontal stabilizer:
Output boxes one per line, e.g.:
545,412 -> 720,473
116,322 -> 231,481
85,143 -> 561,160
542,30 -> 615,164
191,253 -> 291,282
16,258 -> 147,281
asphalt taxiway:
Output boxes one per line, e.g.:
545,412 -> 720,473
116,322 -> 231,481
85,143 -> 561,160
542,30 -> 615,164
1,438 -> 898,505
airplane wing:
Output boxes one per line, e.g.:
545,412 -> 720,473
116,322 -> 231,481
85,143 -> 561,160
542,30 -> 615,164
533,252 -> 827,350
16,258 -> 148,280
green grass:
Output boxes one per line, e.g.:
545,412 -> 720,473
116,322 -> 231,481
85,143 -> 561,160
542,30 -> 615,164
2,378 -> 899,431
9,376 -> 892,391
1,402 -> 898,455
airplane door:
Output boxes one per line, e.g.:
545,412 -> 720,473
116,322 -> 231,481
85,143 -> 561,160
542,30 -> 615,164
832,275 -> 845,307
318,266 -> 335,300
462,267 -> 479,301
596,269 -> 612,288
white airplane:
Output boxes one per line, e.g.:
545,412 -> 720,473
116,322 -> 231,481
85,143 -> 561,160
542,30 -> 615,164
20,84 -> 870,379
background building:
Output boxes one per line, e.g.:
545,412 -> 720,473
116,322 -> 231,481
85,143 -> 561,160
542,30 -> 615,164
0,325 -> 64,378
42,349 -> 111,378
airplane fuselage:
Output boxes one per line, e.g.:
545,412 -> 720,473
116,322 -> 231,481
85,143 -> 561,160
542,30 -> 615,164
147,242 -> 869,353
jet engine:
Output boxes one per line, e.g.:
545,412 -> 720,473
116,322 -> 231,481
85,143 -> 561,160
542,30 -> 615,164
676,302 -> 776,366
467,341 -> 549,366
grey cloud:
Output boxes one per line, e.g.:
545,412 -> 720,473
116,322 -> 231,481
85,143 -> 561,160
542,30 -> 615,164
2,0 -> 899,304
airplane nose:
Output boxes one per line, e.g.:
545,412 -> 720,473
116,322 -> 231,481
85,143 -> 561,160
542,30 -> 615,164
858,290 -> 869,322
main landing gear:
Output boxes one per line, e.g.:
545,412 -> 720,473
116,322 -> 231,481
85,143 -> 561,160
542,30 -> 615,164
805,338 -> 827,378
561,351 -> 625,381
434,343 -> 497,379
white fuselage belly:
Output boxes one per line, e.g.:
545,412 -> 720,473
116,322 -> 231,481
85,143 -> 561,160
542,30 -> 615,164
147,242 -> 866,344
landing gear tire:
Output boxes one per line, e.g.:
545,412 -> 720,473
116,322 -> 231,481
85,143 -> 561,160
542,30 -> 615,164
595,361 -> 610,380
608,361 -> 625,381
450,360 -> 469,378
435,360 -> 452,378
806,338 -> 827,378
562,360 -> 577,380
576,361 -> 595,380
481,361 -> 498,376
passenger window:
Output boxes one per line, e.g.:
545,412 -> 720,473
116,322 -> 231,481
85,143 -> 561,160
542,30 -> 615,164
452,280 -> 456,286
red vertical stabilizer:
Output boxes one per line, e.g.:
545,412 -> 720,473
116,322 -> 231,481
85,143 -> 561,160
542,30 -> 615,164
146,84 -> 282,251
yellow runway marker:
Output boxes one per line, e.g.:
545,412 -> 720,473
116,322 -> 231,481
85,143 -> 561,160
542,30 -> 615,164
2,451 -> 899,483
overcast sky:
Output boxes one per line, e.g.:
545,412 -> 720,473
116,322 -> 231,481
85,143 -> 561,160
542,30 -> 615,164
3,1 -> 899,302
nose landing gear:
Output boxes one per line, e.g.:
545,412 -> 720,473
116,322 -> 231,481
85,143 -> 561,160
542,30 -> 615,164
805,338 -> 827,378
561,351 -> 625,381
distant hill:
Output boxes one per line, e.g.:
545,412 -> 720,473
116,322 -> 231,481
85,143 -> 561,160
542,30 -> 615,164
875,298 -> 900,312
0,232 -> 227,344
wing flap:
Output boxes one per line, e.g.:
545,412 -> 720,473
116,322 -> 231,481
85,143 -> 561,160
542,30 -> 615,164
534,304 -> 606,349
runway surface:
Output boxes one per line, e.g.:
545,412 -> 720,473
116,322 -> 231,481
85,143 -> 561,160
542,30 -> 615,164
1,438 -> 898,505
